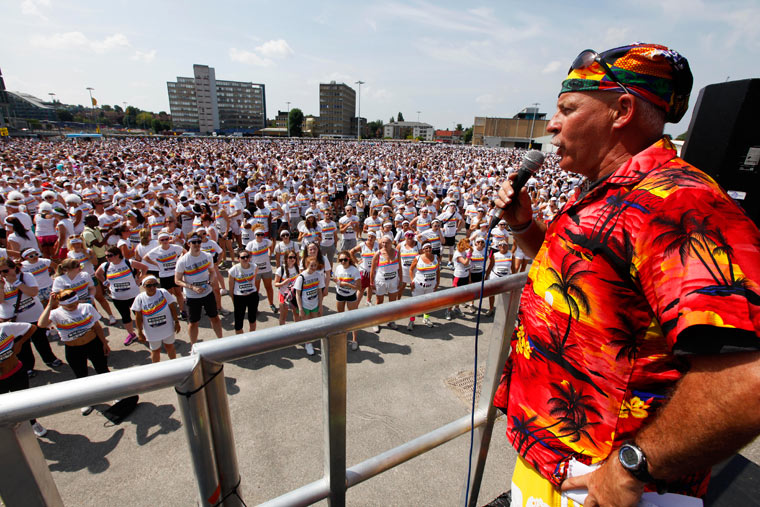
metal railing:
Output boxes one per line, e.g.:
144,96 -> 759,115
0,272 -> 527,506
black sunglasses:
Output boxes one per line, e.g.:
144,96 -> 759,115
239,255 -> 251,259
189,240 -> 201,244
339,258 -> 349,262
569,49 -> 630,95
105,253 -> 116,258
0,269 -> 9,274
144,283 -> 158,288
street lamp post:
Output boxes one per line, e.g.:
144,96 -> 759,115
528,102 -> 540,149
286,101 -> 291,137
355,80 -> 364,140
86,87 -> 95,132
123,101 -> 129,129
49,93 -> 61,137
417,110 -> 421,122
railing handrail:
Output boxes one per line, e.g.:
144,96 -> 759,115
0,273 -> 527,425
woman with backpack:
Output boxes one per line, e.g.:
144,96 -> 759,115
95,246 -> 148,346
274,250 -> 300,326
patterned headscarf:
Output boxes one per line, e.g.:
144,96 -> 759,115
560,43 -> 693,123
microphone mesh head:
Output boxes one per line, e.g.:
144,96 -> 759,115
523,150 -> 545,173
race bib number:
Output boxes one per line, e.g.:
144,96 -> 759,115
0,349 -> 13,361
147,314 -> 167,328
114,282 -> 130,292
384,271 -> 397,280
238,282 -> 254,294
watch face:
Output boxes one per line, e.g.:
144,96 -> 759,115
620,446 -> 640,468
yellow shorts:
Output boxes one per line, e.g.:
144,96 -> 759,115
511,456 -> 581,507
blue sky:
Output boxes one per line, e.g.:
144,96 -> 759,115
3,0 -> 758,135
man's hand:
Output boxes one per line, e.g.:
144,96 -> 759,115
174,320 -> 181,333
560,455 -> 644,507
103,342 -> 111,356
495,172 -> 534,226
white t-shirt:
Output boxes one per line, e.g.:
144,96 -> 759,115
294,270 -> 325,310
21,258 -> 53,289
333,264 -> 360,297
104,260 -> 140,300
52,272 -> 94,303
131,289 -> 177,341
318,220 -> 337,247
175,251 -> 213,299
145,245 -> 183,278
0,322 -> 32,362
245,238 -> 273,273
228,263 -> 258,296
275,265 -> 300,295
339,215 -> 359,241
49,303 -> 102,342
2,274 -> 43,323
453,250 -> 470,278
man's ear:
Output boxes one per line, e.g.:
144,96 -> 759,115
612,94 -> 636,129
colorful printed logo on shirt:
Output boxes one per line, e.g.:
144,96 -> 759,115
417,262 -> 438,272
30,264 -> 48,276
378,258 -> 399,268
142,296 -> 168,316
107,267 -> 131,280
156,252 -> 178,263
57,314 -> 93,332
249,245 -> 269,256
185,261 -> 210,276
234,273 -> 256,284
302,279 -> 320,290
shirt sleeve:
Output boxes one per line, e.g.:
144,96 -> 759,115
635,187 -> 760,354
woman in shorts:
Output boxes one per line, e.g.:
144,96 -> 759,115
132,276 -> 180,363
369,236 -> 401,333
38,289 -> 109,415
397,230 -> 419,296
332,250 -> 361,350
274,251 -> 300,326
304,241 -> 331,298
349,231 -> 378,306
143,230 -> 186,320
407,241 -> 440,329
484,240 -> 513,317
274,228 -> 298,268
227,249 -> 259,334
447,238 -> 472,320
294,255 -> 325,356
465,236 -> 488,312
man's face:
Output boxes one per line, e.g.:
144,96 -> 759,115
547,92 -> 616,180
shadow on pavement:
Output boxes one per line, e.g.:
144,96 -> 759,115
39,428 -> 125,473
126,401 -> 182,446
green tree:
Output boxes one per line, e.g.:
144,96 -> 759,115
367,119 -> 384,138
136,111 -> 154,129
389,116 -> 394,123
288,108 -> 304,137
101,105 -> 113,112
113,105 -> 123,113
463,127 -> 473,144
456,123 -> 463,131
397,112 -> 404,122
56,110 -> 73,122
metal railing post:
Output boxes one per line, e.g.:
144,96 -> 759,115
176,356 -> 221,506
201,357 -> 244,506
461,290 -> 521,507
0,422 -> 63,507
322,332 -> 348,506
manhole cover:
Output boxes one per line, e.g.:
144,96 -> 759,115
445,366 -> 485,406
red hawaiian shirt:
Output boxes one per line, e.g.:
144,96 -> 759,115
493,137 -> 760,496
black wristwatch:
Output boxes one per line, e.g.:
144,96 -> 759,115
618,441 -> 666,493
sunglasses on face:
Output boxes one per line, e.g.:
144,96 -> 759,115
0,269 -> 10,274
255,233 -> 265,236
105,253 -> 116,258
339,258 -> 349,263
144,283 -> 158,288
189,240 -> 201,244
239,255 -> 251,259
287,256 -> 297,260
159,238 -> 170,242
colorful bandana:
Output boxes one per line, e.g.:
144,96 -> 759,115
560,43 -> 693,123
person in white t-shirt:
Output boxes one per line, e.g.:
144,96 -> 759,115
332,250 -> 361,350
131,276 -> 180,363
294,255 -> 325,356
273,250 -> 300,326
447,238 -> 472,321
227,249 -> 258,334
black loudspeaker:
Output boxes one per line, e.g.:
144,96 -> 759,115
681,79 -> 760,226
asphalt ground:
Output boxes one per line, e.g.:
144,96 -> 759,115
8,263 -> 760,506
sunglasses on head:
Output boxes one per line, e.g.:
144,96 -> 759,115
569,49 -> 631,95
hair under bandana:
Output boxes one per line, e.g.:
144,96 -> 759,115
560,43 -> 693,123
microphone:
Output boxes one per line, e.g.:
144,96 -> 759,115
489,149 -> 545,230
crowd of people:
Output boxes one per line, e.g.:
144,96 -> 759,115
0,136 -> 580,437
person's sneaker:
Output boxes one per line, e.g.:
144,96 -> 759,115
445,310 -> 452,321
27,369 -> 36,378
218,308 -> 230,316
270,304 -> 279,314
406,320 -> 414,331
220,289 -> 229,296
81,406 -> 94,416
446,262 -> 454,269
365,300 -> 372,307
31,422 -> 47,437
124,332 -> 138,345
108,315 -> 116,325
424,317 -> 433,327
350,341 -> 358,351
453,307 -> 463,316
388,321 -> 397,330
45,358 -> 62,368
305,343 -> 315,356
180,310 -> 188,321
373,325 -> 381,333
485,308 -> 495,317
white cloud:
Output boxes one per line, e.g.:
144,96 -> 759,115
30,31 -> 131,54
130,49 -> 157,63
21,0 -> 50,20
475,94 -> 504,108
229,47 -> 272,67
255,39 -> 294,59
542,60 -> 561,74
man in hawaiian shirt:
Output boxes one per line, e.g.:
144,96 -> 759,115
494,43 -> 760,506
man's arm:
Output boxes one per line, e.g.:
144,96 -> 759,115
562,351 -> 760,505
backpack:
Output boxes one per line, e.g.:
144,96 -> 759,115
282,269 -> 303,309
103,395 -> 139,426
103,257 -> 139,283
